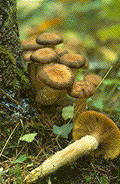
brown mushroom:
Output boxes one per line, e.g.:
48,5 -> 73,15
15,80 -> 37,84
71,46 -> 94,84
21,37 -> 43,51
36,63 -> 74,105
55,47 -> 69,57
36,32 -> 63,48
29,48 -> 58,93
22,51 -> 33,62
25,111 -> 120,183
30,48 -> 58,63
22,50 -> 44,92
73,111 -> 120,159
58,53 -> 88,76
67,80 -> 95,118
84,74 -> 102,87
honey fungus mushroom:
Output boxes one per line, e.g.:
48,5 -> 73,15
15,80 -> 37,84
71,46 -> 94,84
30,47 -> 58,63
36,32 -> 63,48
84,74 -> 102,87
55,47 -> 69,57
58,53 -> 88,76
25,111 -> 120,183
67,80 -> 96,118
29,48 -> 58,92
36,63 -> 74,105
21,37 -> 44,51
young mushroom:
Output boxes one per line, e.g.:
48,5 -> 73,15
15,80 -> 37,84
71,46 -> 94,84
67,74 -> 102,118
29,48 -> 58,92
36,63 -> 74,105
36,32 -> 63,49
67,80 -> 96,118
25,110 -> 120,183
84,74 -> 102,88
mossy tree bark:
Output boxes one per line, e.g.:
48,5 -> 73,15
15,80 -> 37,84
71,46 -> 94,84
1,0 -> 29,93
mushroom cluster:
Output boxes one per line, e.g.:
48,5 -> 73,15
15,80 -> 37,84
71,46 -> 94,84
22,33 -> 120,183
22,32 -> 90,106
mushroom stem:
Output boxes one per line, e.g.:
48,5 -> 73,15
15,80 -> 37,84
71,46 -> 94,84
36,86 -> 61,105
25,135 -> 98,183
28,63 -> 45,92
74,98 -> 87,118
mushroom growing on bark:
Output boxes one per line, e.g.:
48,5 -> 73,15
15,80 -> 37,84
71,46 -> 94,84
25,111 -> 120,183
36,32 -> 63,49
29,48 -> 58,92
36,63 -> 74,105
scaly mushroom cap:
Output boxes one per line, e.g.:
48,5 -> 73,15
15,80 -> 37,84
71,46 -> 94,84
59,53 -> 86,69
73,110 -> 120,159
37,63 -> 74,89
67,80 -> 95,98
36,32 -> 63,46
22,37 -> 43,51
30,48 -> 58,64
84,74 -> 102,87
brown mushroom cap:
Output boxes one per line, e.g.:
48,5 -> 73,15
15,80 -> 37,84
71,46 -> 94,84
73,110 -> 120,159
55,47 -> 69,57
67,80 -> 95,98
30,48 -> 58,64
36,32 -> 63,46
37,63 -> 74,89
22,37 -> 43,51
59,53 -> 86,69
84,74 -> 102,87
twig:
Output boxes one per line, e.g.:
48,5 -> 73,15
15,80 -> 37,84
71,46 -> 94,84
95,65 -> 113,90
90,162 -> 102,184
0,87 -> 20,107
0,122 -> 20,157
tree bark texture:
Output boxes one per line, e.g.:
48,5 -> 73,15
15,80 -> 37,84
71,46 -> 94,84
1,0 -> 29,92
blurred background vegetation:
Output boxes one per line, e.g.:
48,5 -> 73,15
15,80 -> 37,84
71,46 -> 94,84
0,1 -> 119,183
17,0 -> 120,119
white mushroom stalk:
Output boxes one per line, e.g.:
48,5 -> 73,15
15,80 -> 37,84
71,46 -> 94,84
25,135 -> 98,183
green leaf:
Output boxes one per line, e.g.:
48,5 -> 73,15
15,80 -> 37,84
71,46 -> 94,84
12,154 -> 27,163
20,133 -> 37,143
62,106 -> 74,120
92,98 -> 104,110
53,123 -> 73,139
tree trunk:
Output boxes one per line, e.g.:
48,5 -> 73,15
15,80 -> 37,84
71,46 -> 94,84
1,0 -> 29,93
